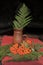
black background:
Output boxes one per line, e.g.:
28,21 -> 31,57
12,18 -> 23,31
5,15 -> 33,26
0,0 -> 43,35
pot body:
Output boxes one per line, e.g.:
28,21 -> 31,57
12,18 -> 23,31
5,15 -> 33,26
13,30 -> 23,44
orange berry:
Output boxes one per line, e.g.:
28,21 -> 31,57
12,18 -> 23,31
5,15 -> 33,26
24,48 -> 31,54
10,46 -> 17,54
10,47 -> 14,51
17,48 -> 24,55
25,39 -> 32,45
13,43 -> 18,48
11,50 -> 17,54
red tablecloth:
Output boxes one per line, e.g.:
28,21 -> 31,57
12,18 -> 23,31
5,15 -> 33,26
1,35 -> 43,65
2,61 -> 43,65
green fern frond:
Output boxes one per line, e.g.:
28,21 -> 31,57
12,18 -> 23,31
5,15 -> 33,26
13,3 -> 32,30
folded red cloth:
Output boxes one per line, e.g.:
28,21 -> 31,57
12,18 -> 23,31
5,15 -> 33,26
1,35 -> 43,46
2,60 -> 43,65
1,35 -> 43,65
1,35 -> 13,46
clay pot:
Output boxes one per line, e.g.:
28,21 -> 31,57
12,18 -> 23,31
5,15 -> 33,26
13,29 -> 23,44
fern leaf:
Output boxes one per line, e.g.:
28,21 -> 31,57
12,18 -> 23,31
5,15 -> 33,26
13,3 -> 32,30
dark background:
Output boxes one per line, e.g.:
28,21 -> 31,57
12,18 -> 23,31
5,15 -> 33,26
0,0 -> 43,35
